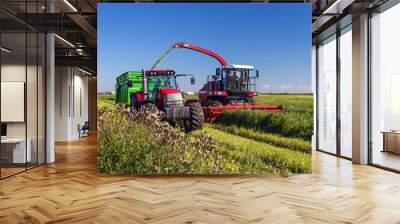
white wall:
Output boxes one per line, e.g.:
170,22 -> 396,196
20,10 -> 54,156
1,62 -> 46,164
55,67 -> 89,141
71,72 -> 89,138
1,64 -> 40,137
1,65 -> 26,140
55,66 -> 69,141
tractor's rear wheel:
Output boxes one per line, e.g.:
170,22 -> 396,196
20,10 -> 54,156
184,102 -> 204,132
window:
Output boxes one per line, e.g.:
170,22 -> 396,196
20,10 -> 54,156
339,26 -> 352,158
1,31 -> 28,177
370,3 -> 400,171
317,35 -> 337,154
0,2 -> 46,179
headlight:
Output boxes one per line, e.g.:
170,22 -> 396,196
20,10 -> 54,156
166,101 -> 183,106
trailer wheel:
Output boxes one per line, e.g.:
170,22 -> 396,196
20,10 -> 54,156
184,102 -> 204,132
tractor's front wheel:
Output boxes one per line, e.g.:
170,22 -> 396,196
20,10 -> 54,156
184,102 -> 204,132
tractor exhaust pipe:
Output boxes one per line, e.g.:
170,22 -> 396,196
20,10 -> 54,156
142,69 -> 148,99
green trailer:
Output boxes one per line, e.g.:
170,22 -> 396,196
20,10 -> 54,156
115,71 -> 143,106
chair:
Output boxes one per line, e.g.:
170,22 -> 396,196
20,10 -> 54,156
79,121 -> 90,138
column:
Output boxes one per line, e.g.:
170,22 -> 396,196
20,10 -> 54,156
352,14 -> 369,164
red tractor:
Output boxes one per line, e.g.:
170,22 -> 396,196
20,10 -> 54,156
129,69 -> 204,132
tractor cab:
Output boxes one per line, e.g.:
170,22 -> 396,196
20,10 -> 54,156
138,69 -> 185,109
145,70 -> 179,101
131,69 -> 196,109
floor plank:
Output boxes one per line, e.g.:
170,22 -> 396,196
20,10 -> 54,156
0,135 -> 399,223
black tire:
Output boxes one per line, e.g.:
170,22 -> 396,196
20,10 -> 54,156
184,102 -> 204,132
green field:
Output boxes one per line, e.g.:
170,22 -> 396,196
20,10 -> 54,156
214,94 -> 313,140
97,94 -> 312,176
97,94 -> 115,108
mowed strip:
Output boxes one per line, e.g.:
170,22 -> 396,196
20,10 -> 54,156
195,127 -> 311,175
208,124 -> 311,153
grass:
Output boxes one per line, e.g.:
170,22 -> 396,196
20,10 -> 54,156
208,124 -> 311,153
254,94 -> 313,114
97,93 -> 313,176
97,94 -> 115,108
194,127 -> 311,175
214,94 -> 313,140
214,109 -> 313,140
97,106 -> 228,174
183,93 -> 200,100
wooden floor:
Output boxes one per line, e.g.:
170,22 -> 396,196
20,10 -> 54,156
372,151 -> 400,171
1,135 -> 400,223
0,167 -> 26,178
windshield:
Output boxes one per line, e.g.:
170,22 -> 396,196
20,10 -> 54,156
226,69 -> 249,92
147,75 -> 177,99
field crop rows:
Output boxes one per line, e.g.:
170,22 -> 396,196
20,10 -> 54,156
213,95 -> 313,141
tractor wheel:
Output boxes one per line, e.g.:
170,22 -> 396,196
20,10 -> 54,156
184,102 -> 204,132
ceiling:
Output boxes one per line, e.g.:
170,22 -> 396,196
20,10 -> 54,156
1,0 -> 394,74
0,0 -> 98,74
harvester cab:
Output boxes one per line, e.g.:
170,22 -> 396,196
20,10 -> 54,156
200,64 -> 259,106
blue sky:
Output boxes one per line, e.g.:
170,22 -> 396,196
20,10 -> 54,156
98,4 -> 311,93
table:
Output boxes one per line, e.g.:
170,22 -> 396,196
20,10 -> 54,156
382,131 -> 400,154
1,138 -> 31,164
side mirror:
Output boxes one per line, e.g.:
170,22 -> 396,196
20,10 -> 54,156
256,70 -> 260,78
127,80 -> 133,87
216,68 -> 221,76
190,77 -> 195,85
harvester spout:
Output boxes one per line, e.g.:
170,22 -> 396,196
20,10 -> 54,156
150,45 -> 175,70
150,42 -> 229,70
173,42 -> 228,68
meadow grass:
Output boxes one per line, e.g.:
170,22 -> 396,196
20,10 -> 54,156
208,124 -> 311,153
97,106 -> 228,174
97,94 -> 312,175
214,94 -> 313,140
214,109 -> 313,140
255,94 -> 313,114
194,127 -> 311,175
97,94 -> 115,108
